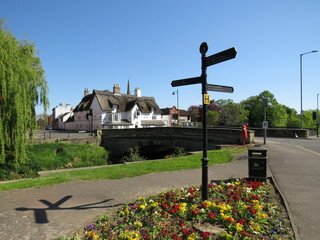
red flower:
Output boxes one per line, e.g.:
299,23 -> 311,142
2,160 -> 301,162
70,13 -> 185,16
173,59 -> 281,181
200,232 -> 211,239
226,218 -> 235,224
182,228 -> 188,235
161,211 -> 168,216
169,209 -> 177,214
179,220 -> 187,227
248,206 -> 257,215
190,209 -> 200,216
171,233 -> 182,240
241,230 -> 250,237
252,194 -> 260,200
207,212 -> 215,219
161,203 -> 170,209
237,218 -> 246,225
182,228 -> 194,236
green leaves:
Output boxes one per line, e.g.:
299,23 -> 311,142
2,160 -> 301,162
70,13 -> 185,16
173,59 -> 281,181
0,20 -> 48,164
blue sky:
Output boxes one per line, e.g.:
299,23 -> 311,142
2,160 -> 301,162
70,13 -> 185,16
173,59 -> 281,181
1,0 -> 320,114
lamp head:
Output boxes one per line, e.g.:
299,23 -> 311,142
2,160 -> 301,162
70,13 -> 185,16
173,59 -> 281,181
312,50 -> 318,53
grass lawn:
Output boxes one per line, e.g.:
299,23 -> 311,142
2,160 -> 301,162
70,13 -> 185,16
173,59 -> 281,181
0,148 -> 245,191
0,143 -> 109,181
26,143 -> 109,170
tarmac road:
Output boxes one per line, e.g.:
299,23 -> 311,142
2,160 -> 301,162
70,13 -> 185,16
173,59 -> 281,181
263,139 -> 320,240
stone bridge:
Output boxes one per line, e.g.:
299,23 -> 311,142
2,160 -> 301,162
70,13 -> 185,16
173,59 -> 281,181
100,127 -> 254,157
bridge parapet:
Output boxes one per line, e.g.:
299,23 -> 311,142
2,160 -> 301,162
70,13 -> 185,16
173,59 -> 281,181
101,127 -> 254,157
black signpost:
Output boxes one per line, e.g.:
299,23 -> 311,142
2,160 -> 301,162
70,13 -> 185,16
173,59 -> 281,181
171,42 -> 237,200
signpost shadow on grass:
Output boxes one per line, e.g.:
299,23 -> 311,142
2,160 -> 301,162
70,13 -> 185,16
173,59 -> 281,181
16,195 -> 124,224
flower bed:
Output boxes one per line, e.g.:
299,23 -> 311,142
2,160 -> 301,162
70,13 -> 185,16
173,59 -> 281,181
70,179 -> 294,240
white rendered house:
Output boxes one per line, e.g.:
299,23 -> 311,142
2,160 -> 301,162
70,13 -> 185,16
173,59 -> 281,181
52,103 -> 73,129
64,84 -> 165,130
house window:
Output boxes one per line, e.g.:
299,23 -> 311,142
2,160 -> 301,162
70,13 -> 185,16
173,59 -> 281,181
107,112 -> 121,122
152,116 -> 157,120
114,113 -> 119,121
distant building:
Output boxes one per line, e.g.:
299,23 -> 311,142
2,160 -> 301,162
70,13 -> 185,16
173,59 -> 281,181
52,103 -> 73,129
64,84 -> 165,130
161,106 -> 191,127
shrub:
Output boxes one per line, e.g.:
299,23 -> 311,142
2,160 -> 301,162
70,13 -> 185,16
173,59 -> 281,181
121,146 -> 147,162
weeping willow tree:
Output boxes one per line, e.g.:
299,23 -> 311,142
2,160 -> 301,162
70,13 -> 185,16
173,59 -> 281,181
0,20 -> 48,166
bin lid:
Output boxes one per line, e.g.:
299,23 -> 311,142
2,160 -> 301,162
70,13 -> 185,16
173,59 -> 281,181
248,146 -> 267,151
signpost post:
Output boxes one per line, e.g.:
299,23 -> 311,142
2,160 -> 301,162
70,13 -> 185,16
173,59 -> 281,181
171,42 -> 237,200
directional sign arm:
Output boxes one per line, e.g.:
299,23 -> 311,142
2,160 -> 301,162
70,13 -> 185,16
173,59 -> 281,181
206,47 -> 237,67
171,76 -> 203,87
206,84 -> 234,93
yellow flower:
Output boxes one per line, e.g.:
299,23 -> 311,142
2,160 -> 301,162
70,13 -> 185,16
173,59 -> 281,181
119,231 -> 140,240
222,231 -> 233,238
180,203 -> 187,207
137,197 -> 144,201
238,202 -> 247,210
139,204 -> 146,210
257,212 -> 268,219
124,208 -> 130,214
203,200 -> 214,208
249,221 -> 261,231
235,223 -> 243,231
191,204 -> 198,209
254,204 -> 263,210
187,234 -> 197,240
85,231 -> 99,240
134,221 -> 143,227
178,204 -> 187,214
151,202 -> 159,207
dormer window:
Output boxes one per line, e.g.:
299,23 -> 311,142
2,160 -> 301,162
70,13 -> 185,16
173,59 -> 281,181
112,105 -> 119,112
151,107 -> 155,112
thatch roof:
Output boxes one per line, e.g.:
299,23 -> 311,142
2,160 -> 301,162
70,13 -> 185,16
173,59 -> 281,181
74,89 -> 162,114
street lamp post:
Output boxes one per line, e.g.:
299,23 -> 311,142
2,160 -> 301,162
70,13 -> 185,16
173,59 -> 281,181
300,50 -> 318,129
317,93 -> 320,138
172,89 -> 179,126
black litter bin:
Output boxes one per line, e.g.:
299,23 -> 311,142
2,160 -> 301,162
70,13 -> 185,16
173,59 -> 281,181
248,147 -> 267,180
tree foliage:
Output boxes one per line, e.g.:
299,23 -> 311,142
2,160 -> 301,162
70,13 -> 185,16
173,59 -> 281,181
301,110 -> 316,129
187,105 -> 202,122
36,114 -> 48,129
240,91 -> 288,127
0,21 -> 48,165
215,99 -> 249,126
207,111 -> 219,126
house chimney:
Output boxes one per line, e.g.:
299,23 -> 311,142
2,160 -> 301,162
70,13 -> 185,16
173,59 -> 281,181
113,84 -> 121,95
84,88 -> 89,96
134,88 -> 141,97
